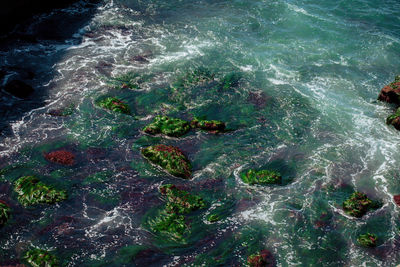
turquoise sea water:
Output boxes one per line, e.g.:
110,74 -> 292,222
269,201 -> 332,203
1,0 -> 400,266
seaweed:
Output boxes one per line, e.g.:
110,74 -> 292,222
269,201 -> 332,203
342,192 -> 380,218
97,97 -> 131,115
143,116 -> 190,137
240,169 -> 282,185
25,248 -> 59,267
357,233 -> 377,247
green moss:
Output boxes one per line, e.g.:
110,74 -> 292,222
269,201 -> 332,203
83,171 -> 113,185
148,211 -> 187,241
160,184 -> 206,214
217,72 -> 241,91
14,176 -> 68,206
357,233 -> 377,247
0,202 -> 10,227
207,214 -> 220,223
25,248 -> 59,267
141,145 -> 192,179
240,169 -> 282,185
172,68 -> 215,91
386,107 -> 400,125
143,116 -> 190,137
108,72 -> 152,90
342,192 -> 380,218
97,97 -> 131,114
190,118 -> 226,133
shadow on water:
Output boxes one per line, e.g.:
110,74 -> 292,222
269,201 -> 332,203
0,0 -> 100,141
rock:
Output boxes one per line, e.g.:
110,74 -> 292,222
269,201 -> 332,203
143,116 -> 190,137
141,144 -> 192,179
24,248 -> 58,267
342,192 -> 380,218
394,195 -> 400,206
0,201 -> 10,227
247,250 -> 275,267
97,96 -> 131,114
44,150 -> 75,166
47,104 -> 74,117
14,176 -> 67,206
378,75 -> 400,104
160,184 -> 205,214
131,55 -> 149,63
217,72 -> 241,91
386,107 -> 400,130
190,118 -> 226,133
248,91 -> 269,109
357,233 -> 378,247
3,80 -> 34,98
240,169 -> 282,185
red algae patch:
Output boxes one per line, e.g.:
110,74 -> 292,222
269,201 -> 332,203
44,150 -> 75,166
394,195 -> 400,206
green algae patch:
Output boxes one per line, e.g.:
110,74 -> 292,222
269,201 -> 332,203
25,248 -> 59,267
240,169 -> 282,185
342,192 -> 380,218
357,233 -> 377,247
190,118 -> 226,133
217,72 -> 241,91
172,68 -> 215,91
143,116 -> 190,137
141,145 -> 192,179
206,214 -> 220,223
0,201 -> 10,227
160,184 -> 206,214
144,185 -> 206,243
14,176 -> 67,206
247,250 -> 274,267
148,211 -> 187,241
97,97 -> 131,114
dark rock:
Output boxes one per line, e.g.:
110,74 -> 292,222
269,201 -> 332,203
248,91 -> 270,109
3,80 -> 34,98
378,75 -> 400,104
131,55 -> 149,63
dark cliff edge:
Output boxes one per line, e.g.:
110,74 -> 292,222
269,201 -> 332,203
0,0 -> 100,143
0,0 -> 82,35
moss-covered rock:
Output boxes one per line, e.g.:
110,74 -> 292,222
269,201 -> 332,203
25,248 -> 58,267
14,176 -> 67,206
217,72 -> 241,91
0,201 -> 10,227
143,116 -> 190,137
386,107 -> 400,130
190,118 -> 226,133
342,192 -> 380,218
240,169 -> 282,185
172,68 -> 215,91
148,211 -> 187,241
160,184 -> 205,214
357,233 -> 377,247
247,250 -> 274,267
97,97 -> 131,114
378,75 -> 400,104
141,145 -> 192,179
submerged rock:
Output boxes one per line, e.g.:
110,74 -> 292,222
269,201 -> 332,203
160,184 -> 205,214
44,150 -> 75,166
342,192 -> 380,218
141,145 -> 192,179
0,201 -> 10,227
25,248 -> 58,267
14,176 -> 67,206
190,118 -> 226,133
357,233 -> 377,247
143,116 -> 190,137
97,97 -> 131,114
247,250 -> 275,267
386,107 -> 400,130
217,72 -> 241,91
378,75 -> 400,104
240,169 -> 282,185
3,80 -> 34,98
48,104 -> 75,117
